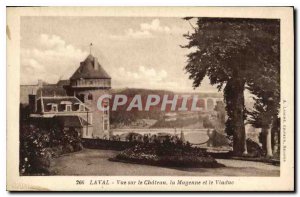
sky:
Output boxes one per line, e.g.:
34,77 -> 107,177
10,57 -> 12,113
20,16 -> 220,93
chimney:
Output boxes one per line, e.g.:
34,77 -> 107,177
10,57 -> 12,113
94,57 -> 98,70
38,79 -> 43,88
29,94 -> 36,113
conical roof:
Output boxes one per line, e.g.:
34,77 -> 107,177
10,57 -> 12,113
70,54 -> 111,80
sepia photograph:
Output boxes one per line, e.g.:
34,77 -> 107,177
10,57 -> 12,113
6,6 -> 294,191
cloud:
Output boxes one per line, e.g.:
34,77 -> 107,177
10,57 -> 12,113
112,66 -> 174,89
140,19 -> 170,33
138,66 -> 167,81
21,34 -> 88,84
115,66 -> 167,81
111,66 -> 220,92
124,28 -> 153,39
39,34 -> 66,49
110,19 -> 171,40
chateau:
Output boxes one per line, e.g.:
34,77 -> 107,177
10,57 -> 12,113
22,54 -> 111,139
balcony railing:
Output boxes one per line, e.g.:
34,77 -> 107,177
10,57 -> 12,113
71,79 -> 111,88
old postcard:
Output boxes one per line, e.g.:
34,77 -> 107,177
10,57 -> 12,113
6,7 -> 294,191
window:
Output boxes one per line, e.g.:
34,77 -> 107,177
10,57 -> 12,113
104,120 -> 108,130
88,93 -> 93,100
66,104 -> 72,112
103,103 -> 108,115
89,114 -> 92,124
79,104 -> 85,111
102,99 -> 109,115
51,104 -> 58,112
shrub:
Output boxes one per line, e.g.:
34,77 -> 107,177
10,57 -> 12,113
63,144 -> 74,154
20,123 -> 83,175
246,138 -> 264,157
113,140 -> 224,168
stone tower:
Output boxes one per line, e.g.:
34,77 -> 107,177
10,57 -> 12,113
69,54 -> 111,139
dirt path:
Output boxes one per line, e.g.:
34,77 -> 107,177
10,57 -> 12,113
49,149 -> 279,176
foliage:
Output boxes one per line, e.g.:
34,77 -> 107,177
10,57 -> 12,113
246,138 -> 264,158
245,19 -> 280,157
211,130 -> 230,147
114,139 -> 224,168
203,116 -> 214,128
183,17 -> 280,155
246,19 -> 280,128
19,123 -> 83,175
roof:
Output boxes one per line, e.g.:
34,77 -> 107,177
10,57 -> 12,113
54,116 -> 91,128
56,79 -> 70,86
37,85 -> 67,97
70,54 -> 111,80
36,96 -> 89,113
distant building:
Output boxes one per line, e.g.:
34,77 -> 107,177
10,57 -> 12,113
164,112 -> 177,121
20,80 -> 48,104
22,54 -> 111,139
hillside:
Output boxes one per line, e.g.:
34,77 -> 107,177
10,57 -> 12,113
109,88 -> 224,129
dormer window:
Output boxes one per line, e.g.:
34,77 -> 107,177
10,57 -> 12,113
61,101 -> 72,112
79,104 -> 85,111
74,103 -> 85,112
51,104 -> 58,112
66,104 -> 72,112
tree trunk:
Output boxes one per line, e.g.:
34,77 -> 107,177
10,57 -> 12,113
271,117 -> 280,158
260,129 -> 267,153
243,132 -> 248,155
224,79 -> 246,156
259,128 -> 268,154
266,126 -> 273,157
272,131 -> 279,157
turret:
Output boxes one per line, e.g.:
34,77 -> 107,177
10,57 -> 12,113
68,53 -> 111,139
70,54 -> 111,89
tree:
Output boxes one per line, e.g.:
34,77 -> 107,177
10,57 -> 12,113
247,19 -> 280,157
183,17 -> 279,155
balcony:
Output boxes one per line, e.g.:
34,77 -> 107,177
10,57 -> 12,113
71,79 -> 111,89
